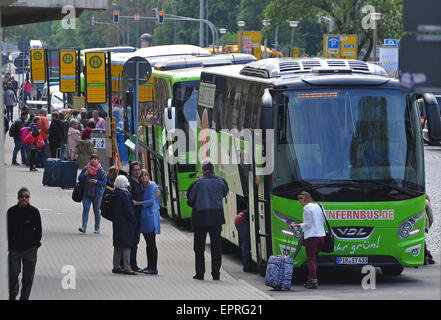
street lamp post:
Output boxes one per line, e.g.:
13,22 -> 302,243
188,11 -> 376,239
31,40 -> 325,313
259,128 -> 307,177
237,21 -> 245,53
371,12 -> 382,64
219,28 -> 227,54
262,19 -> 270,58
289,20 -> 299,58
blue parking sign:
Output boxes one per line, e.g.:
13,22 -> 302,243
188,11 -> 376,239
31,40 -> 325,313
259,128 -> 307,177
327,36 -> 340,55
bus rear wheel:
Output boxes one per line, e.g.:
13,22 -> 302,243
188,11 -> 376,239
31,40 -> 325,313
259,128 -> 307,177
380,265 -> 404,276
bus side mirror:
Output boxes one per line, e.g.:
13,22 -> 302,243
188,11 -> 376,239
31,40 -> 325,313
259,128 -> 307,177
423,93 -> 441,143
164,99 -> 175,132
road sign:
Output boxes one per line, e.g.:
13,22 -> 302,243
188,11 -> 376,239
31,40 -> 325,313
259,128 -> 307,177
324,34 -> 357,60
238,31 -> 261,58
292,47 -> 299,58
60,50 -> 77,93
122,56 -> 152,86
14,54 -> 29,68
384,39 -> 398,46
326,35 -> 340,55
85,52 -> 107,104
30,49 -> 46,83
301,54 -> 310,58
399,34 -> 441,94
134,13 -> 141,22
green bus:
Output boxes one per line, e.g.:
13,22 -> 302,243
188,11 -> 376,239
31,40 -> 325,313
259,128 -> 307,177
178,57 -> 434,276
130,54 -> 257,223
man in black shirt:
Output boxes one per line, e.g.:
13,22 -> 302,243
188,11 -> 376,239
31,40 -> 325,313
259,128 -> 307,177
7,187 -> 42,300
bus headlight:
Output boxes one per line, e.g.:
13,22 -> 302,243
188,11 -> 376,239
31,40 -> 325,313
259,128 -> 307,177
398,211 -> 424,239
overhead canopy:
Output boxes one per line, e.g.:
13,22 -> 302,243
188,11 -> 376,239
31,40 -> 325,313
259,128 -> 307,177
1,0 -> 109,27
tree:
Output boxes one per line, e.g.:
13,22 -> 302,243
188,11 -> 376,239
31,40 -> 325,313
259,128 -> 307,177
265,0 -> 404,61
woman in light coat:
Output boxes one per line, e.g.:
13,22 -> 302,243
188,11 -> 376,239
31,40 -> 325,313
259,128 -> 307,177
67,119 -> 81,161
72,127 -> 96,169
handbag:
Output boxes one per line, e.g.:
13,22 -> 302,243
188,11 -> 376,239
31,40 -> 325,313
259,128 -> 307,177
318,203 -> 334,253
35,135 -> 46,150
72,180 -> 85,203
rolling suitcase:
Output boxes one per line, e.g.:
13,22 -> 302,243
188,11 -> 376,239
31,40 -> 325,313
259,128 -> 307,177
42,149 -> 62,187
265,234 -> 304,290
58,160 -> 78,189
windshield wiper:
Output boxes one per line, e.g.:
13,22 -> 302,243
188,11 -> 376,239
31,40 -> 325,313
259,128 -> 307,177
352,180 -> 424,197
275,181 -> 358,196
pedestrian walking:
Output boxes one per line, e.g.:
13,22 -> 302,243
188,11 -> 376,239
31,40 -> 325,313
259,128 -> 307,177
187,159 -> 229,280
111,175 -> 138,275
4,85 -> 17,122
290,191 -> 326,289
77,154 -> 107,234
11,76 -> 18,97
67,119 -> 81,161
7,187 -> 42,300
91,110 -> 105,129
72,127 -> 96,169
36,108 -> 49,166
48,112 -> 65,159
133,169 -> 161,275
127,161 -> 144,272
234,209 -> 255,272
23,79 -> 32,102
10,112 -> 28,165
27,116 -> 42,172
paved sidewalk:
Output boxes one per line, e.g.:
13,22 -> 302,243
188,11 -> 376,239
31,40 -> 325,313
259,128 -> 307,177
3,135 -> 272,300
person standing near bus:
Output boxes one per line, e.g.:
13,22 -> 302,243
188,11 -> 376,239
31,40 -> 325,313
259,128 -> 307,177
7,187 -> 42,300
128,161 -> 144,273
290,191 -> 326,289
187,159 -> 229,280
23,79 -> 32,102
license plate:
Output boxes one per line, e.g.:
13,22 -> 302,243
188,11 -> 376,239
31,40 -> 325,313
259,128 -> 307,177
336,257 -> 369,265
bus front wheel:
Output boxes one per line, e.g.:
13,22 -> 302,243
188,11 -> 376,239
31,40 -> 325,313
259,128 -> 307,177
380,265 -> 404,276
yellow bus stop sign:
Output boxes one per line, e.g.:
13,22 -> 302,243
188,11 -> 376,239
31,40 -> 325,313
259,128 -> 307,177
30,49 -> 46,83
60,50 -> 77,93
86,52 -> 106,104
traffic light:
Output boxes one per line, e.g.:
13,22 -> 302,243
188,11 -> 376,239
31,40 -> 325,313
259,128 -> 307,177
158,11 -> 164,24
91,16 -> 95,27
152,7 -> 158,18
113,10 -> 120,23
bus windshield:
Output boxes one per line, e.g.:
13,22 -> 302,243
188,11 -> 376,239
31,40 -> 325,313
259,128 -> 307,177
273,88 -> 424,201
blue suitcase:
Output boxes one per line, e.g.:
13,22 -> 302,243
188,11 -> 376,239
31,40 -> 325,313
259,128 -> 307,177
42,158 -> 61,186
265,235 -> 303,290
265,254 -> 294,290
58,160 -> 78,189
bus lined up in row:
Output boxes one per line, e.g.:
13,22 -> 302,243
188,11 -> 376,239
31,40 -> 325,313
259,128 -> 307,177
77,45 -> 441,276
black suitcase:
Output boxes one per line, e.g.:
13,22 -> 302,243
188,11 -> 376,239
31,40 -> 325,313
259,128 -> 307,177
42,158 -> 61,186
58,160 -> 78,189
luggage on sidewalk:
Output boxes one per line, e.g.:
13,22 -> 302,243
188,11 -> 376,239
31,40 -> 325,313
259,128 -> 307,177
42,158 -> 61,186
58,160 -> 78,189
265,234 -> 304,290
42,148 -> 77,188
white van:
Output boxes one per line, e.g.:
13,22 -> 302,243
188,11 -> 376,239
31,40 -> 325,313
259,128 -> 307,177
29,40 -> 43,49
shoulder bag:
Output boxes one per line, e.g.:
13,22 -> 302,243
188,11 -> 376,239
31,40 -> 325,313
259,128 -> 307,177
72,180 -> 85,203
318,203 -> 334,253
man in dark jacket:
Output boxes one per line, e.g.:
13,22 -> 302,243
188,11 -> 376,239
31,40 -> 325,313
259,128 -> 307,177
48,112 -> 65,158
187,159 -> 229,280
7,187 -> 42,300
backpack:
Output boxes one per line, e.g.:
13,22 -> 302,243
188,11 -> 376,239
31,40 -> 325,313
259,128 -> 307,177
100,192 -> 114,221
20,126 -> 31,143
23,129 -> 36,146
9,119 -> 21,138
